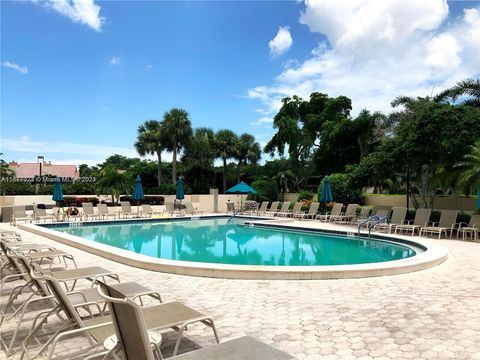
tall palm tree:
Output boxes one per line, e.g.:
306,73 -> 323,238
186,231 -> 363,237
161,108 -> 193,183
134,120 -> 165,186
214,129 -> 238,193
235,133 -> 261,183
455,141 -> 480,190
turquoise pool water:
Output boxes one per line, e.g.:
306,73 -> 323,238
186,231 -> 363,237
53,218 -> 416,266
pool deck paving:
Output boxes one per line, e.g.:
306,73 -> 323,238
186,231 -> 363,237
1,219 -> 479,359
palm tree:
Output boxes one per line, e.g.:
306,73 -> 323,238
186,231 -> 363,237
134,120 -> 165,186
161,108 -> 193,183
455,141 -> 480,191
353,110 -> 388,159
182,128 -> 216,193
435,78 -> 480,107
95,165 -> 126,203
214,129 -> 238,193
235,133 -> 261,183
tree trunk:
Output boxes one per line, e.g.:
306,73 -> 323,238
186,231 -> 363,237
172,145 -> 177,184
236,160 -> 242,183
420,164 -> 432,208
156,151 -> 162,187
222,158 -> 227,194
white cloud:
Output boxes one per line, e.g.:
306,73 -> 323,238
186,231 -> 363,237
36,0 -> 104,31
1,61 -> 28,74
110,56 -> 120,65
248,1 -> 480,116
146,64 -> 153,70
269,26 -> 293,56
250,117 -> 274,126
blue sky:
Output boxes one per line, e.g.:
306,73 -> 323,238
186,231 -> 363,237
1,0 -> 479,166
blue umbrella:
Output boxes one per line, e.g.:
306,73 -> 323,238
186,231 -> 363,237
226,181 -> 257,194
176,177 -> 185,201
52,177 -> 64,202
320,176 -> 333,202
52,177 -> 63,221
132,175 -> 145,201
132,175 -> 145,217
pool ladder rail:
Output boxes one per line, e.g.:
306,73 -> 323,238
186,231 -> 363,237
357,215 -> 391,238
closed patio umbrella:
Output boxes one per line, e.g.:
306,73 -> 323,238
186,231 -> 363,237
132,175 -> 145,217
320,176 -> 333,206
176,177 -> 185,203
52,177 -> 64,221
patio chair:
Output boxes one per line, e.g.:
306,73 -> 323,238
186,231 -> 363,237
226,202 -> 235,214
96,281 -> 293,360
316,203 -> 343,222
275,202 -> 291,217
11,206 -> 32,225
97,203 -> 117,219
420,210 -> 458,239
141,205 -> 164,217
33,206 -> 57,223
395,208 -> 432,236
455,214 -> 480,242
330,204 -> 359,223
1,252 -> 144,357
374,207 -> 407,233
255,202 -> 268,216
21,271 -> 219,359
165,203 -> 183,216
81,203 -> 100,221
352,207 -> 371,224
284,202 -> 302,218
296,202 -> 320,220
119,201 -> 136,218
184,202 -> 204,215
263,201 -> 279,217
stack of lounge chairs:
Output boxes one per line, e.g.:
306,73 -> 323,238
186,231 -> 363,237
0,230 -> 293,359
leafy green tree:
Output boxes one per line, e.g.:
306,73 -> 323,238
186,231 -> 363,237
250,179 -> 278,202
95,165 -> 126,203
161,108 -> 193,184
455,141 -> 480,191
235,133 -> 261,183
391,96 -> 480,206
183,128 -> 216,193
319,173 -> 362,206
214,129 -> 238,193
264,96 -> 312,188
101,154 -> 139,170
134,120 -> 166,186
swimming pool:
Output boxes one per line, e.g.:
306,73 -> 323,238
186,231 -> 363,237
51,217 -> 417,266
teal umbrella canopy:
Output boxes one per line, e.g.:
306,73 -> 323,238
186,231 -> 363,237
52,178 -> 64,202
176,177 -> 185,200
477,189 -> 480,209
226,181 -> 257,194
320,176 -> 333,202
132,175 -> 145,201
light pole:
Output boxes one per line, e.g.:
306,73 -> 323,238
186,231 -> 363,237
280,172 -> 285,202
36,156 -> 44,194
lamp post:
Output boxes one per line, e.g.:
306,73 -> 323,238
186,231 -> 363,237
35,156 -> 44,194
280,172 -> 285,202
